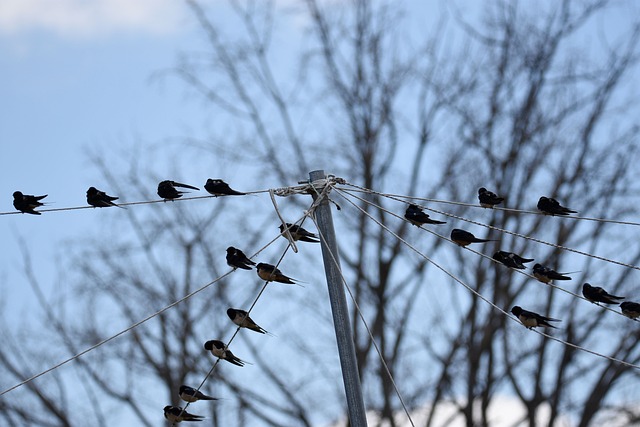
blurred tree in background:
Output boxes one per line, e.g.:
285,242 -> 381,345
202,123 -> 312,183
2,0 -> 640,426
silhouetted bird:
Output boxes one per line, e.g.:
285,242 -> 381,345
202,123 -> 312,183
492,251 -> 534,269
450,229 -> 494,247
13,191 -> 47,215
582,283 -> 624,305
226,247 -> 255,270
478,187 -> 504,208
256,263 -> 299,284
404,204 -> 446,226
620,301 -> 640,319
204,179 -> 245,196
279,223 -> 319,243
157,180 -> 199,200
86,186 -> 121,208
511,306 -> 561,329
227,308 -> 269,334
532,263 -> 571,283
203,340 -> 246,367
163,405 -> 204,422
537,196 -> 576,216
179,385 -> 218,403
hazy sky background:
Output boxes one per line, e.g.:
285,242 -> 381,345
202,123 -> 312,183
2,0 -> 639,425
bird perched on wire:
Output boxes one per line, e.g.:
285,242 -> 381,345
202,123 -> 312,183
450,229 -> 494,247
478,187 -> 504,208
163,405 -> 204,422
537,196 -> 576,216
203,340 -> 246,367
279,223 -> 319,243
492,251 -> 534,269
204,179 -> 245,196
620,301 -> 640,319
157,180 -> 199,200
532,263 -> 571,283
511,306 -> 561,329
227,308 -> 269,334
404,204 -> 446,226
86,186 -> 122,208
582,283 -> 624,305
12,191 -> 47,215
178,385 -> 219,403
226,247 -> 255,270
256,263 -> 300,285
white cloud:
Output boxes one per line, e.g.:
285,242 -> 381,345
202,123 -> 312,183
0,0 -> 185,37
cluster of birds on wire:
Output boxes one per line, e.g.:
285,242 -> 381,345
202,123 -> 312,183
10,181 -> 640,421
12,178 -> 320,422
405,187 -> 640,328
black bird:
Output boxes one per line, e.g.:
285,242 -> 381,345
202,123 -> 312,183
620,301 -> 640,319
492,251 -> 534,269
204,179 -> 245,196
13,191 -> 47,215
86,186 -> 121,208
404,204 -> 446,226
204,340 -> 246,366
279,223 -> 319,243
226,247 -> 255,270
511,306 -> 561,329
157,180 -> 199,200
532,263 -> 571,283
179,385 -> 218,403
256,263 -> 299,284
227,308 -> 269,334
478,187 -> 504,208
582,283 -> 624,305
450,229 -> 494,247
163,405 -> 204,422
537,196 -> 577,216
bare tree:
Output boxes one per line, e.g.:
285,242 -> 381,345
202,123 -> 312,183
2,0 -> 640,426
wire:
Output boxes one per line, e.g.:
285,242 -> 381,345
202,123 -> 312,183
334,188 -> 640,371
309,214 -> 416,427
340,183 -> 640,227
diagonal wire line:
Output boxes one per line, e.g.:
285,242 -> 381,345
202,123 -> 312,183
334,188 -> 640,371
340,183 -> 640,227
339,186 -> 640,272
338,187 -> 632,320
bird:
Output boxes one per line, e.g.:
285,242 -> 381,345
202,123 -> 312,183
532,263 -> 571,283
582,283 -> 624,305
404,204 -> 446,226
450,229 -> 494,246
203,340 -> 246,367
620,301 -> 640,319
492,251 -> 534,269
256,263 -> 299,284
478,187 -> 504,208
179,385 -> 218,403
163,405 -> 204,422
511,306 -> 561,329
86,186 -> 121,208
537,196 -> 577,216
157,180 -> 199,200
226,247 -> 255,270
204,179 -> 245,196
278,223 -> 319,243
227,308 -> 269,334
12,191 -> 47,215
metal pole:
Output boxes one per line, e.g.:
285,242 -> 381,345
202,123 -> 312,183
309,169 -> 367,427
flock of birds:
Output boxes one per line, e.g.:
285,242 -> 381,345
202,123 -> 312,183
404,187 -> 640,328
10,181 -> 640,422
11,178 -> 247,214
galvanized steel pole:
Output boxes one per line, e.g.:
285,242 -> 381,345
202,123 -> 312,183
309,169 -> 367,427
